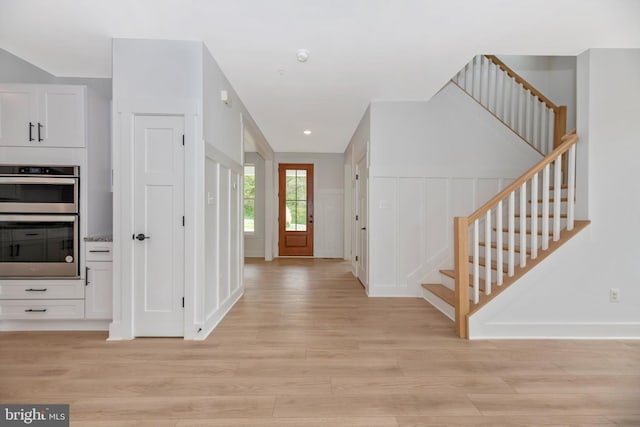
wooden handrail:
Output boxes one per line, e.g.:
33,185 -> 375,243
467,133 -> 579,223
485,55 -> 559,111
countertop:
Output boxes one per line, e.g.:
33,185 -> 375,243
84,235 -> 113,242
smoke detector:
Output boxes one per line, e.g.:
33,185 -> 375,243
296,49 -> 310,63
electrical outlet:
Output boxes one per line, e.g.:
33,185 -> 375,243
610,288 -> 620,303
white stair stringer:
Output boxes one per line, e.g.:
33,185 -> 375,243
422,288 -> 455,321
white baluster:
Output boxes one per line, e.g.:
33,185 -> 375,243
485,210 -> 492,296
491,62 -> 498,113
487,61 -> 498,114
532,98 -> 540,152
553,155 -> 562,241
525,91 -> 532,142
531,172 -> 539,259
548,108 -> 555,154
473,219 -> 480,304
542,164 -> 550,250
479,56 -> 485,105
519,182 -> 527,267
508,192 -> 515,277
567,143 -> 576,231
502,73 -> 510,125
496,69 -> 503,118
464,62 -> 471,93
496,200 -> 503,286
540,105 -> 548,154
516,84 -> 524,136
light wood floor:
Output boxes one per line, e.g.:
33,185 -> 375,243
1,258 -> 639,426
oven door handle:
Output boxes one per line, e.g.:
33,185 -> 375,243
0,214 -> 77,222
0,177 -> 77,185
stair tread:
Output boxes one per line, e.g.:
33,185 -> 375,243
514,213 -> 568,218
439,269 -> 487,291
530,198 -> 569,203
493,227 -> 552,236
422,283 -> 455,305
478,242 -> 531,254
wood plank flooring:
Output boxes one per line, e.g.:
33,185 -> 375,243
1,257 -> 639,426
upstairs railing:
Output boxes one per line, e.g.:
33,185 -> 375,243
453,131 -> 578,338
453,55 -> 567,155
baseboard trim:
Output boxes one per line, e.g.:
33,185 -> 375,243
368,286 -> 422,297
194,287 -> 244,341
0,320 -> 110,332
469,322 -> 640,339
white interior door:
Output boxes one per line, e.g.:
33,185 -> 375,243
133,115 -> 185,337
356,155 -> 368,292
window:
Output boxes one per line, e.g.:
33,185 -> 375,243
244,164 -> 256,233
285,169 -> 307,231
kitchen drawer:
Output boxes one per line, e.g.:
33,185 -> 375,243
0,299 -> 84,319
0,280 -> 84,299
85,242 -> 113,261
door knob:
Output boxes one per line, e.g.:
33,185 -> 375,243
361,227 -> 367,230
133,233 -> 150,241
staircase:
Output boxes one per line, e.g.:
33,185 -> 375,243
422,55 -> 589,338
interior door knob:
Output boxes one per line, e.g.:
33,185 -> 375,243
133,233 -> 150,241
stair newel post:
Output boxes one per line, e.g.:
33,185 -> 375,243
554,106 -> 568,183
567,143 -> 576,231
454,217 -> 470,338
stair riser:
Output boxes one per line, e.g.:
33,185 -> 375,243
509,217 -> 568,228
440,274 -> 456,290
494,232 -> 545,248
422,289 -> 455,321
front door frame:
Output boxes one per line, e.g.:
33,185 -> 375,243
278,163 -> 314,256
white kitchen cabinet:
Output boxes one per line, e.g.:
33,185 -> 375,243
84,241 -> 112,319
0,84 -> 85,148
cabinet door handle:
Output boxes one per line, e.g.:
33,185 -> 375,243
89,250 -> 110,253
29,122 -> 35,141
15,244 -> 20,257
85,266 -> 90,286
37,122 -> 43,142
25,309 -> 47,313
25,288 -> 47,292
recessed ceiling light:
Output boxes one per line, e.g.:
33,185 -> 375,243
296,49 -> 310,63
303,130 -> 312,135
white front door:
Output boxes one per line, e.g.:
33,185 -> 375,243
133,115 -> 185,337
355,155 -> 368,292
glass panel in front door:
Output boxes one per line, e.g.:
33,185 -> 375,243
285,169 -> 307,231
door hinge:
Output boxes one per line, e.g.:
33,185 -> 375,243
182,134 -> 185,146
355,255 -> 359,261
182,216 -> 185,226
355,214 -> 359,221
182,297 -> 185,308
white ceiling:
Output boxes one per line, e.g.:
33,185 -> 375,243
1,0 -> 639,153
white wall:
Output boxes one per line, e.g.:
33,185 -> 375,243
0,48 -> 56,83
500,55 -> 577,132
113,39 -> 202,100
366,83 -> 542,297
469,48 -> 640,339
244,152 -> 265,258
274,152 -> 344,258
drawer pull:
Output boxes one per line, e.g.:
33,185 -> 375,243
24,309 -> 47,313
89,250 -> 111,253
25,288 -> 47,292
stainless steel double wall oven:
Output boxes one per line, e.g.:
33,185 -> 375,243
0,165 -> 80,277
